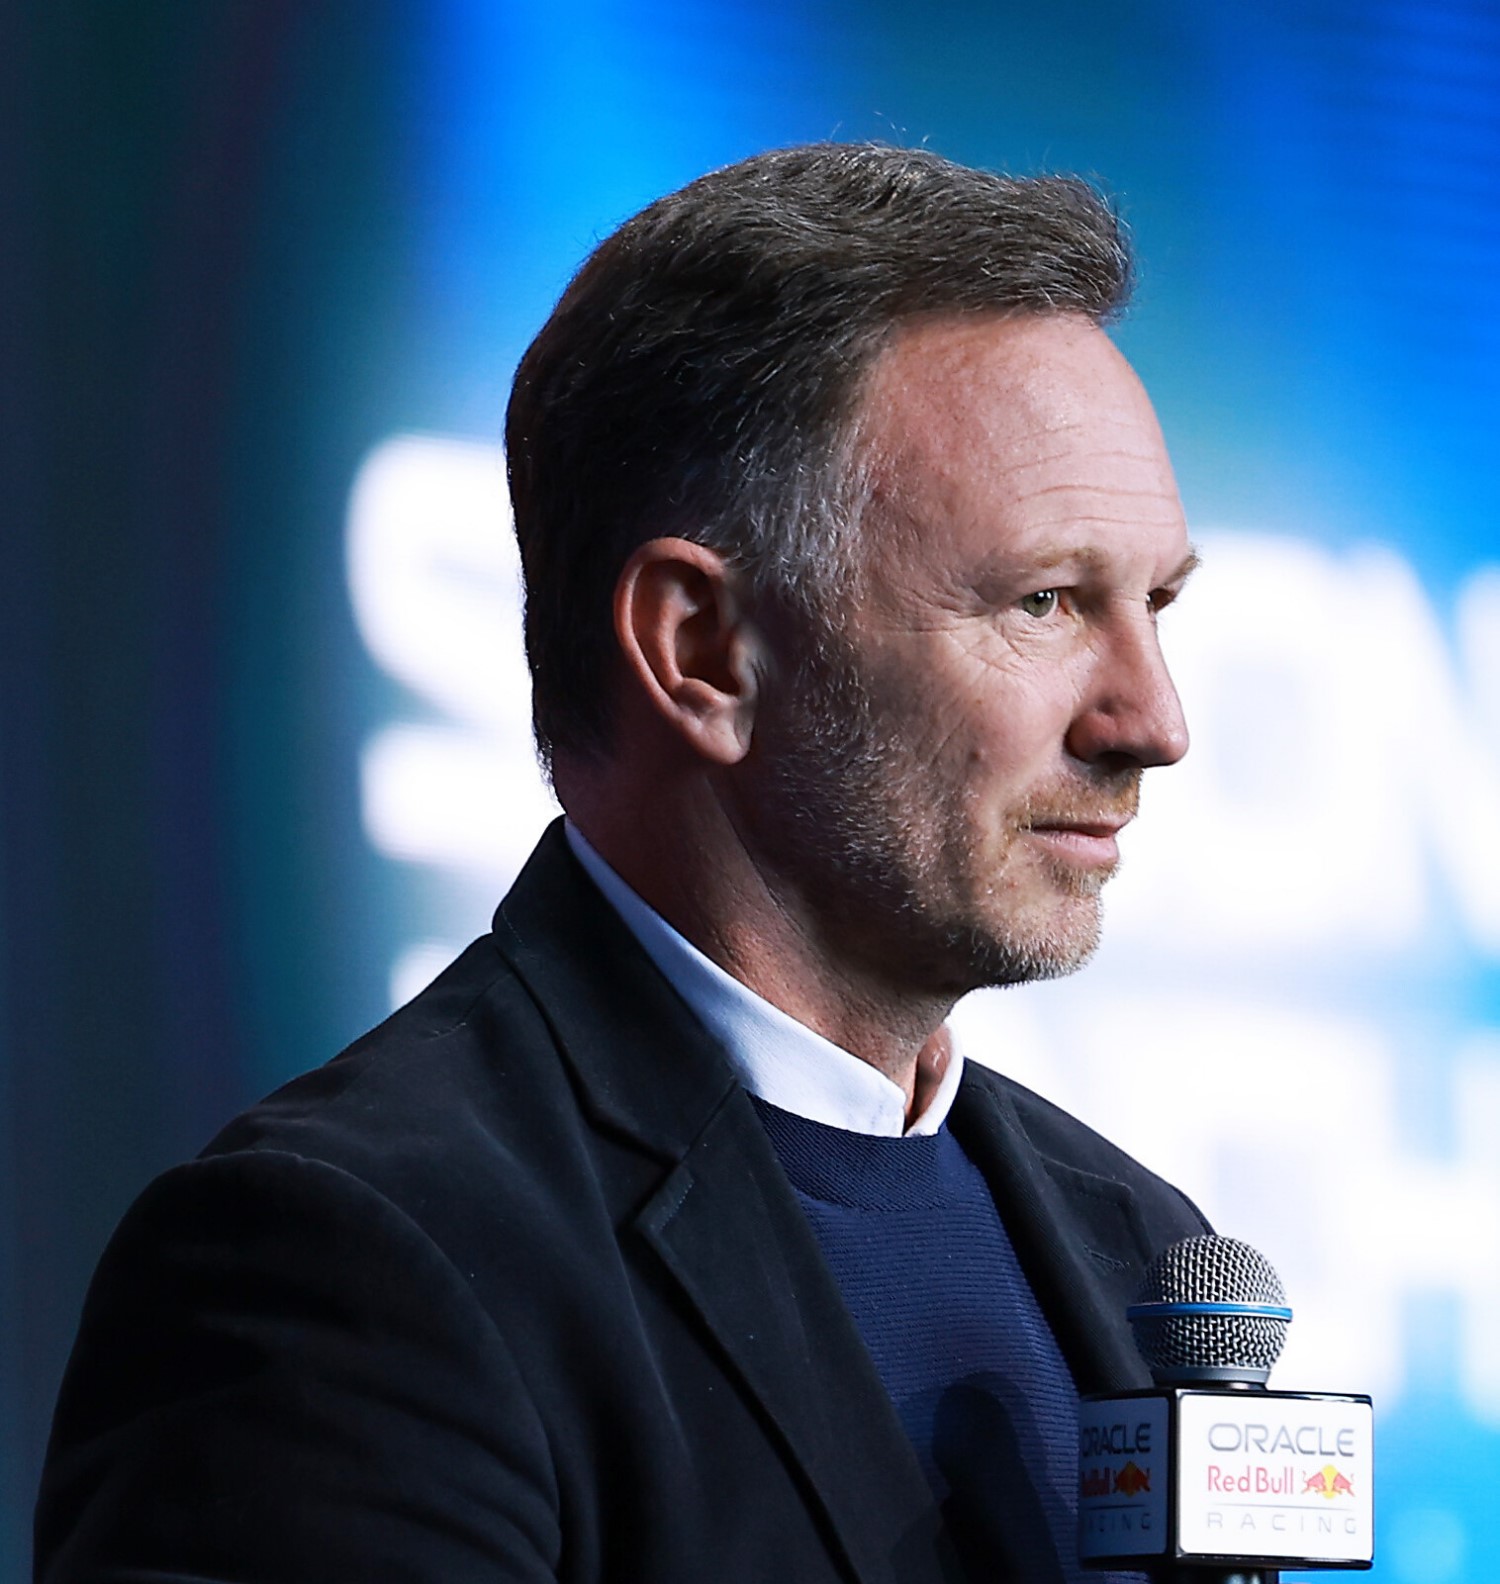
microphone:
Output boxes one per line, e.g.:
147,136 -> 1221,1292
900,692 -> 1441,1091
1078,1235 -> 1373,1581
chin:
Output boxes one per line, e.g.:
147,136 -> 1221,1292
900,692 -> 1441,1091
948,893 -> 1105,991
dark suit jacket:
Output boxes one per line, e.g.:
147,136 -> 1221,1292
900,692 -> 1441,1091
36,822 -> 1209,1583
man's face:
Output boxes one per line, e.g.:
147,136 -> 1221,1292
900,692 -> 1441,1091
745,312 -> 1194,996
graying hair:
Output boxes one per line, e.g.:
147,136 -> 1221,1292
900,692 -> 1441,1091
505,141 -> 1132,767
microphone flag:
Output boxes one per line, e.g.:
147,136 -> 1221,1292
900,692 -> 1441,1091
1078,1236 -> 1374,1574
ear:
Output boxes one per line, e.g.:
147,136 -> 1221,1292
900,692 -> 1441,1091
613,537 -> 767,765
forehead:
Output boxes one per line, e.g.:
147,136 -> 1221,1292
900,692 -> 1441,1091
853,312 -> 1186,573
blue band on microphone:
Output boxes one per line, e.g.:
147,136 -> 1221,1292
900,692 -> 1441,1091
1125,1301 -> 1293,1321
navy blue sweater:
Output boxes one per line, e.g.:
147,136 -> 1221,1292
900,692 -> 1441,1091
753,1095 -> 1139,1584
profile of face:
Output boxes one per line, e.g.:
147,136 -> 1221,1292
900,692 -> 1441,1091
743,312 -> 1195,997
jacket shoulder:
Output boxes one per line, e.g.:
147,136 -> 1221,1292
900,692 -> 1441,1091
202,935 -> 566,1180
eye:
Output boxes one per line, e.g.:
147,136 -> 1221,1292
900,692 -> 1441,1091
1018,589 -> 1059,618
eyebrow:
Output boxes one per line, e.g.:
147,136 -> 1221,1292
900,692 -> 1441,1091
980,543 -> 1203,585
1167,546 -> 1202,588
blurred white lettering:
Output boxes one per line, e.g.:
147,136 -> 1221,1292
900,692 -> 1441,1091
347,435 -> 1500,1422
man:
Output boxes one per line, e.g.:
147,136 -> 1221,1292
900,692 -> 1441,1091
37,144 -> 1208,1583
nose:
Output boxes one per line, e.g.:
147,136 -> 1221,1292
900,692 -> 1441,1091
1065,607 -> 1189,770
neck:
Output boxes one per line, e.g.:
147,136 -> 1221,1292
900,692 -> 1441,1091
562,771 -> 953,1112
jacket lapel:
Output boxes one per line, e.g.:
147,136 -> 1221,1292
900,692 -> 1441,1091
637,1091 -> 961,1584
493,824 -> 956,1584
950,1075 -> 1155,1395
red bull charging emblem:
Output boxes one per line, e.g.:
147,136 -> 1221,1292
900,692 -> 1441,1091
1302,1464 -> 1354,1500
1114,1462 -> 1151,1497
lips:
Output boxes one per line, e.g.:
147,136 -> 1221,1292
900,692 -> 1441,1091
1022,816 -> 1129,865
1027,818 -> 1128,839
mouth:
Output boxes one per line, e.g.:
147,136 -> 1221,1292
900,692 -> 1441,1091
1022,816 -> 1129,866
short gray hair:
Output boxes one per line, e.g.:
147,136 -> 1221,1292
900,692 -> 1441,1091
505,142 -> 1132,768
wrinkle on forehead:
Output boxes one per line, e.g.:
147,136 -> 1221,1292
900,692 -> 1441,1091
850,311 -> 1185,579
863,313 -> 1165,470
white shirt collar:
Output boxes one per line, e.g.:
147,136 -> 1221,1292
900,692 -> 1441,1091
565,821 -> 964,1137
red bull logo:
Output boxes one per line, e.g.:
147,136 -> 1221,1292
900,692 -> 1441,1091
1114,1462 -> 1151,1497
1303,1464 -> 1355,1500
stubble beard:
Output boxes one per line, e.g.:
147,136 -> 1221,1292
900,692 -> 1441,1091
749,634 -> 1132,997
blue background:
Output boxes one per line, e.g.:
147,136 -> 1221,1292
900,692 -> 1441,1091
5,2 -> 1498,1577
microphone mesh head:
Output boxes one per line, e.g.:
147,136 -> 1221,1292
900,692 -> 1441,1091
1130,1235 -> 1290,1381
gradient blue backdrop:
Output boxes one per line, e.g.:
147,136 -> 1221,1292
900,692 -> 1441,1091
5,2 -> 1497,1577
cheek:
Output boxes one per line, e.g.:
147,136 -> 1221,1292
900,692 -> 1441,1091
952,666 -> 1081,778
863,630 -> 1090,779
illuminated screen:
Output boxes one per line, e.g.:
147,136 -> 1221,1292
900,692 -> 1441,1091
340,7 -> 1500,1580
